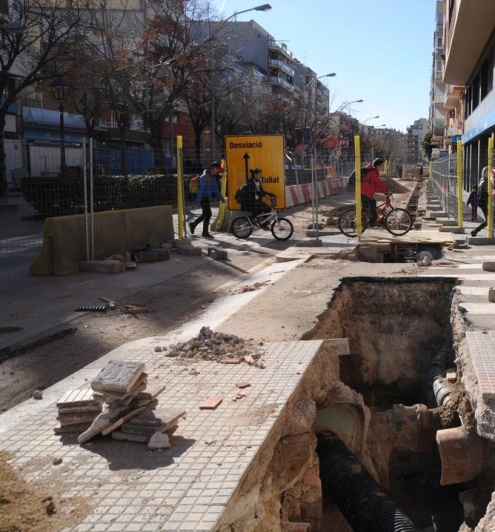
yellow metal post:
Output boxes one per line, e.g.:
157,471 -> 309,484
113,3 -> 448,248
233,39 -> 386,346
457,140 -> 463,229
214,169 -> 228,232
176,136 -> 185,238
354,135 -> 362,237
488,135 -> 494,238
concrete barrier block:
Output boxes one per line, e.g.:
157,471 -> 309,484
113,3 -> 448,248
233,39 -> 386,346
175,245 -> 203,256
489,288 -> 495,303
31,205 -> 174,275
80,260 -> 126,273
207,248 -> 228,260
483,262 -> 495,272
439,226 -> 464,233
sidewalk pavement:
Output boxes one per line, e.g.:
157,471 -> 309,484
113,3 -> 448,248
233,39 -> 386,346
3,181 -> 495,530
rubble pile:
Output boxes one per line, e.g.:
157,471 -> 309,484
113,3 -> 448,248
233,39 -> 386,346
161,326 -> 266,367
53,360 -> 185,449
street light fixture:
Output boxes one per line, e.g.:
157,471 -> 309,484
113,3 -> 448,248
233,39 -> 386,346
52,74 -> 70,177
363,115 -> 379,125
225,4 -> 272,20
304,72 -> 336,89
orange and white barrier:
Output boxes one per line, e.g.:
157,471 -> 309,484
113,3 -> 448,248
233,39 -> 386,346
284,177 -> 346,208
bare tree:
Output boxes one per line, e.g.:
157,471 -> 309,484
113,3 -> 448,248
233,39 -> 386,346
0,0 -> 83,192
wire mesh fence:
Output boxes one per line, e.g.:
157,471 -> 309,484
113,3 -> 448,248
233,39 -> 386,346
430,148 -> 495,225
430,154 -> 459,221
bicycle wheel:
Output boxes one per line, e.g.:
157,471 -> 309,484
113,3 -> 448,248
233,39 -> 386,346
231,217 -> 253,239
338,209 -> 368,237
385,208 -> 413,236
271,217 -> 294,240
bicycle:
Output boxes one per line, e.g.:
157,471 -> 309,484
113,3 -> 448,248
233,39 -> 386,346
230,197 -> 294,241
338,193 -> 413,237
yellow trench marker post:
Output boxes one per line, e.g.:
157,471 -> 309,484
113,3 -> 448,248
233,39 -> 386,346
488,135 -> 494,239
457,140 -> 463,230
176,136 -> 185,238
215,168 -> 228,232
354,135 -> 362,237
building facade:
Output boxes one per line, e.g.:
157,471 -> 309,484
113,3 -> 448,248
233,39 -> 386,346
433,0 -> 495,186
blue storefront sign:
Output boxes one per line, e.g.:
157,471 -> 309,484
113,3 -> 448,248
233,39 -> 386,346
452,135 -> 462,145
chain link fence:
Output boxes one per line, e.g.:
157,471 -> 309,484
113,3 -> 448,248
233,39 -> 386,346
430,148 -> 495,225
430,154 -> 459,221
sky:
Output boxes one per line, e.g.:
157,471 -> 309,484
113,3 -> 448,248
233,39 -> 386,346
211,0 -> 436,133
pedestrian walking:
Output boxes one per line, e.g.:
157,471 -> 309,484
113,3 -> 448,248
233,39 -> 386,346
471,167 -> 495,237
467,184 -> 479,221
189,162 -> 225,239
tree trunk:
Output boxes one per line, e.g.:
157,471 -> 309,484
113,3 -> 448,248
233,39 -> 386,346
149,121 -> 165,173
0,115 -> 7,196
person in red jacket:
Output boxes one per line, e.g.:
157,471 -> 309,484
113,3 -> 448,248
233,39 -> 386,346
361,158 -> 389,226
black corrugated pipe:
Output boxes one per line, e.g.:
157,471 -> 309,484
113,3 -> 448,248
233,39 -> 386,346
316,431 -> 419,532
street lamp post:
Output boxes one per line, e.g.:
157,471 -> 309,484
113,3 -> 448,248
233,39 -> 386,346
210,4 -> 272,157
52,75 -> 70,177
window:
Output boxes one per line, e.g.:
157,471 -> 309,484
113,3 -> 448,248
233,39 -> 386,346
480,56 -> 494,100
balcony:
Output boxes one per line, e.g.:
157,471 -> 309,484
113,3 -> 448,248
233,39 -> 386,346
268,40 -> 295,61
444,1 -> 495,84
268,76 -> 294,92
444,85 -> 464,109
268,59 -> 294,77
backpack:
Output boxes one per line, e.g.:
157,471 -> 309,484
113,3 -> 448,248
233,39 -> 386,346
188,174 -> 200,194
234,182 -> 249,204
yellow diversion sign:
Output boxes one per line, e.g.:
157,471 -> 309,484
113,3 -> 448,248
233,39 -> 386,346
225,134 -> 286,210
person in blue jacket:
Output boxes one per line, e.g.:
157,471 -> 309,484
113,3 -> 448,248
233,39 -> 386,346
189,162 -> 225,238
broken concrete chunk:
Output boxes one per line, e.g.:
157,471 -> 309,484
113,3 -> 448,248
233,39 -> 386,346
148,432 -> 171,450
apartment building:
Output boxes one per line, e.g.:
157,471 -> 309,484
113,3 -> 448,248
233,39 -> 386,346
429,0 -> 447,152
407,118 -> 428,164
439,0 -> 495,184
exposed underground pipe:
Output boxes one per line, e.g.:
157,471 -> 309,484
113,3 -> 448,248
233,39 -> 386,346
425,339 -> 489,485
316,431 -> 419,532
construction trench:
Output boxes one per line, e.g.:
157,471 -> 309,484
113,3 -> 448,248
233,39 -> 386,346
296,275 -> 495,532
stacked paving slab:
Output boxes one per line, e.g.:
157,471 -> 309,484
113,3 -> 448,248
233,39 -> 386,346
54,360 -> 185,449
55,389 -> 102,434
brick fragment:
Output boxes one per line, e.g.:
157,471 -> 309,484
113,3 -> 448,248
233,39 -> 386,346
199,397 -> 223,410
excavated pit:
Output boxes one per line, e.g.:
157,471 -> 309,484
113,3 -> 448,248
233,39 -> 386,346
303,277 -> 495,531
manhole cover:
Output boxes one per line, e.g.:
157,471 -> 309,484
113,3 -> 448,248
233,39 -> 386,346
0,327 -> 23,334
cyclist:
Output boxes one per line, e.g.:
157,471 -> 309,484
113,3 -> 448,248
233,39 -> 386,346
241,168 -> 276,229
361,158 -> 389,226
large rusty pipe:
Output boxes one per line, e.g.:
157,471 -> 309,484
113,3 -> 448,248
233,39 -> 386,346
436,427 -> 488,486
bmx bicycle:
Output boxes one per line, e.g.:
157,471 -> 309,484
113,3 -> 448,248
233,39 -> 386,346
230,197 -> 294,241
338,193 -> 413,237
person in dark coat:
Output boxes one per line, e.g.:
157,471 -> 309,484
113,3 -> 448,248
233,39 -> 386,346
241,168 -> 276,229
471,167 -> 495,237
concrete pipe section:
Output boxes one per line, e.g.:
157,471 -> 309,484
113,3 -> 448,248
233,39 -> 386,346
436,427 -> 489,486
312,403 -> 364,454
